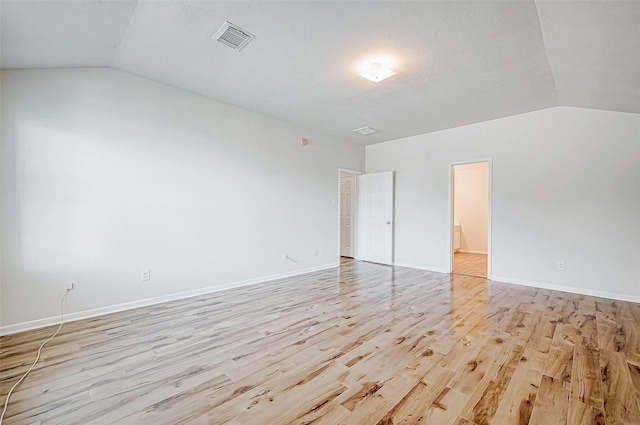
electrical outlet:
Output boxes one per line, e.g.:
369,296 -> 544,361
313,248 -> 318,257
64,281 -> 74,290
557,261 -> 566,271
142,269 -> 151,281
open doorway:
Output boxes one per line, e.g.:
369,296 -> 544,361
450,161 -> 490,278
338,169 -> 395,266
339,169 -> 360,261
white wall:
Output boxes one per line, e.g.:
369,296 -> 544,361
367,107 -> 640,301
0,68 -> 364,331
453,162 -> 488,254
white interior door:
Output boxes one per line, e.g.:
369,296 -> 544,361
340,174 -> 355,257
356,171 -> 394,265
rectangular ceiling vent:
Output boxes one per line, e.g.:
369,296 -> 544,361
212,21 -> 255,51
353,126 -> 380,136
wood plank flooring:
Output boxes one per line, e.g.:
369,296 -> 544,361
1,259 -> 639,424
453,252 -> 487,278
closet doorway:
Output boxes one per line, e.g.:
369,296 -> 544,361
450,161 -> 490,278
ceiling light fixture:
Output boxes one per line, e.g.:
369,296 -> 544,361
359,62 -> 396,83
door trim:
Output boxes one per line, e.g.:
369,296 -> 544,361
338,168 -> 362,261
448,159 -> 492,279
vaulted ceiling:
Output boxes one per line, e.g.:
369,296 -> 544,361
1,1 -> 638,144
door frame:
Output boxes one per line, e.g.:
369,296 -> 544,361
448,158 -> 492,279
338,168 -> 362,261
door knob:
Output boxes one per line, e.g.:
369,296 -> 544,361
387,221 -> 391,225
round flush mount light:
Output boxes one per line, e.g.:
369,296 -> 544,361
300,138 -> 309,146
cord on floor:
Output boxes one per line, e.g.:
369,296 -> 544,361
0,289 -> 71,425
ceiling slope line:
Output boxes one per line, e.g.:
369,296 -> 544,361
533,0 -> 560,107
109,0 -> 140,68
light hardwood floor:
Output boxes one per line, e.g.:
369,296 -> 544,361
1,259 -> 639,424
453,252 -> 487,278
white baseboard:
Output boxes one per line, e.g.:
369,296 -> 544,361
458,249 -> 487,255
0,263 -> 339,336
393,262 -> 450,274
491,275 -> 640,304
392,264 -> 639,304
5,265 -> 636,336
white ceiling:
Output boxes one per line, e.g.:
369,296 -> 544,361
1,1 -> 639,145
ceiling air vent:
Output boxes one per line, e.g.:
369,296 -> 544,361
353,126 -> 380,136
212,21 -> 255,51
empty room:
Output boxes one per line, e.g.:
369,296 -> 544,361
1,1 -> 639,424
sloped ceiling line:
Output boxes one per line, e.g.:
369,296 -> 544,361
110,0 -> 140,67
533,0 -> 559,106
1,1 -> 638,145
